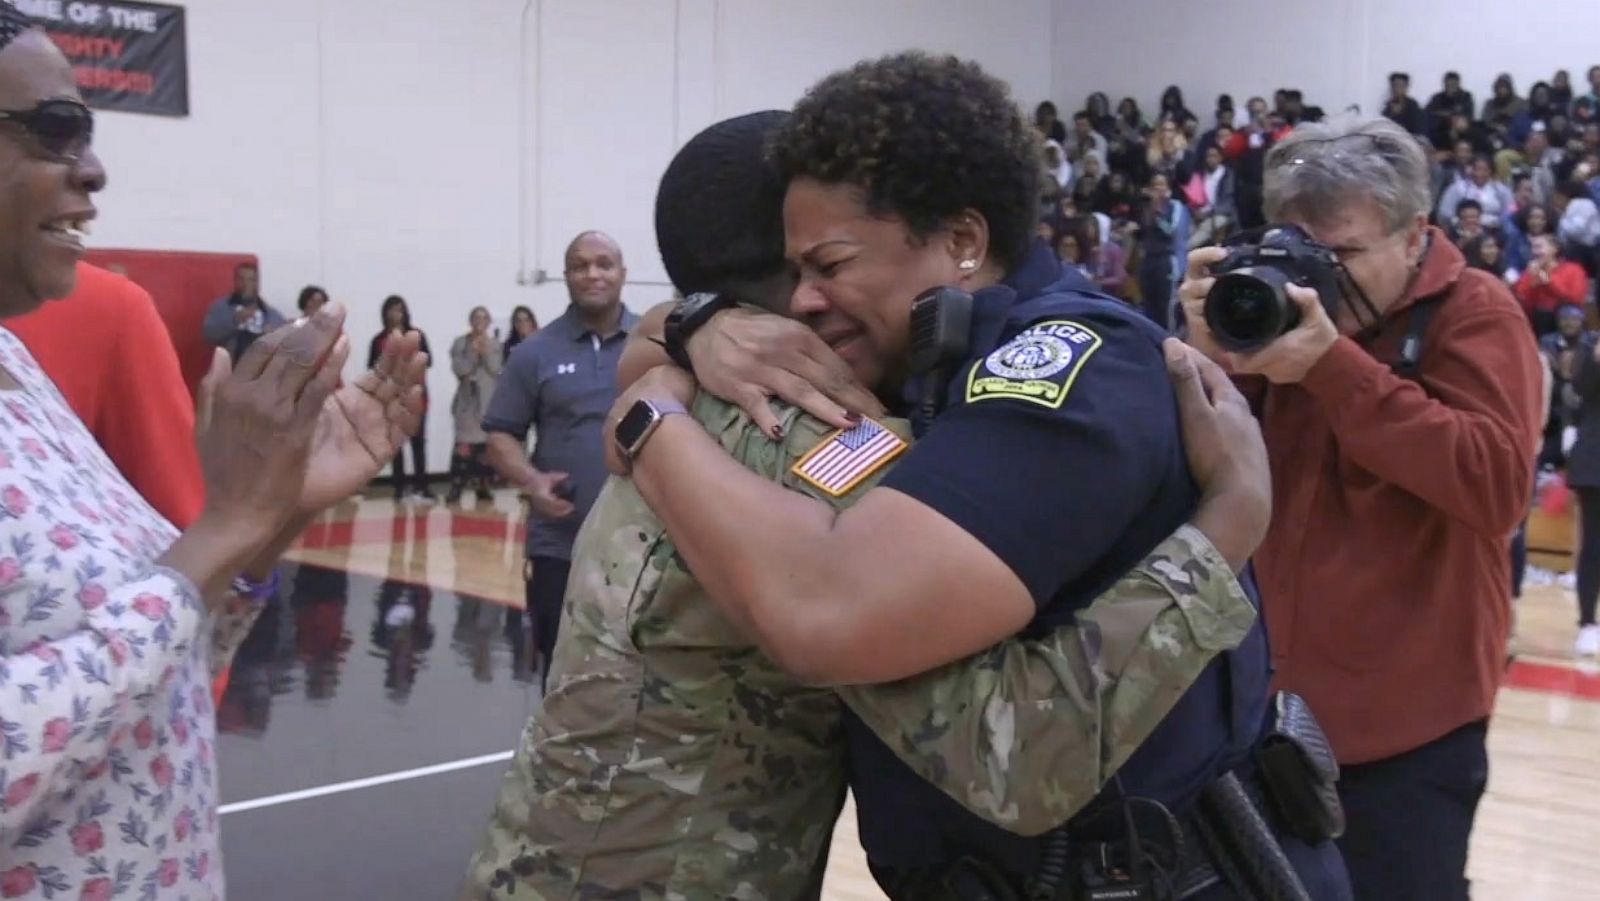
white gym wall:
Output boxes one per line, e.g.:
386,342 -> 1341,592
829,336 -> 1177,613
1052,0 -> 1600,130
83,0 -> 1052,466
70,0 -> 1600,466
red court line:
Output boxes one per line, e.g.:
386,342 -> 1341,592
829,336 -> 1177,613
297,511 -> 525,550
1504,658 -> 1600,701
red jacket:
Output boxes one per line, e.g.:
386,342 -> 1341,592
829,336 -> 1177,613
7,263 -> 205,528
1244,231 -> 1543,764
1514,260 -> 1589,314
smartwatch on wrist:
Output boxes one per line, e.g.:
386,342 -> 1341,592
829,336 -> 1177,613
614,398 -> 688,462
662,292 -> 737,372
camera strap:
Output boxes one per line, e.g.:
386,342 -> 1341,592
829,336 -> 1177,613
1388,291 -> 1447,384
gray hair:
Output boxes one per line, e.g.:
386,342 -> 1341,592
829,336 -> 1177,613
1264,114 -> 1433,233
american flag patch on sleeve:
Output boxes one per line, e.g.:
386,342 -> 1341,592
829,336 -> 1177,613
790,418 -> 908,497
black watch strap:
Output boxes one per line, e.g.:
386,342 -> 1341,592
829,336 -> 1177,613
663,292 -> 736,372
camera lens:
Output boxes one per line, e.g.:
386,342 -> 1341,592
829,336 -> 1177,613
1204,268 -> 1297,352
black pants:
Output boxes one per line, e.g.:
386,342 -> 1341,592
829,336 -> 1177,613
1575,486 -> 1600,625
390,432 -> 430,494
1138,259 -> 1174,331
524,556 -> 571,691
448,442 -> 492,492
1335,720 -> 1488,901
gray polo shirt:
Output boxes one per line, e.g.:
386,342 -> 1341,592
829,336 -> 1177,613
483,305 -> 639,561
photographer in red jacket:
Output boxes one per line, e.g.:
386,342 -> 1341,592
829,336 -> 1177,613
1178,115 -> 1543,901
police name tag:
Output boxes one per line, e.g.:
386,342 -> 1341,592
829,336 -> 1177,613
965,319 -> 1103,409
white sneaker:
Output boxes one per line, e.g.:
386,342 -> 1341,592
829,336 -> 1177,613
1577,624 -> 1600,658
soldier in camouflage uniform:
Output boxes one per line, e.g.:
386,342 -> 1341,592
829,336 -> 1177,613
461,111 -> 1264,901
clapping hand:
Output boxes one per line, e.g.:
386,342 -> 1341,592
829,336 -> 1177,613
299,329 -> 429,512
197,304 -> 430,520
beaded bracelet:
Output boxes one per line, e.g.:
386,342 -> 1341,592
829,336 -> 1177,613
231,567 -> 281,603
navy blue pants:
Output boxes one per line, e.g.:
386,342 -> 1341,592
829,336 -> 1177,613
524,556 -> 571,691
1335,721 -> 1488,901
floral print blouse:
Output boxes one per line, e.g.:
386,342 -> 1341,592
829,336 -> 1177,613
0,328 -> 257,900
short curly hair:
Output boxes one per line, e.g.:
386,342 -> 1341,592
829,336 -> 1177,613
770,52 -> 1041,270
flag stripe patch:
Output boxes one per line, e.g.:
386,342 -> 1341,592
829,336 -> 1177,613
791,419 -> 908,497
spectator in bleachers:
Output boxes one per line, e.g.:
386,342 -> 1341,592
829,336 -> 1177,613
1551,69 -> 1575,110
1383,72 -> 1427,136
1549,110 -> 1575,149
1426,71 -> 1475,146
1465,233 -> 1508,279
1197,108 -> 1234,155
1482,74 -> 1527,141
1512,82 -> 1559,147
1441,112 -> 1495,161
1039,171 -> 1066,223
1506,204 -> 1553,279
1511,173 -> 1536,217
1572,97 -> 1597,131
1115,96 -> 1149,135
1158,84 -> 1196,128
1111,97 -> 1150,175
1034,100 -> 1067,144
1516,234 -> 1590,336
1224,109 -> 1281,229
1057,195 -> 1112,256
1585,65 -> 1600,109
1449,199 -> 1489,247
1554,179 -> 1600,264
1438,156 -> 1513,230
1079,215 -> 1127,299
1050,219 -> 1091,280
1069,152 -> 1104,208
1186,143 -> 1236,248
1145,117 -> 1191,184
1043,139 -> 1073,190
1134,171 -> 1189,329
1521,125 -> 1562,204
1067,110 -> 1109,168
1244,95 -> 1268,126
1093,169 -> 1137,222
1084,91 -> 1116,135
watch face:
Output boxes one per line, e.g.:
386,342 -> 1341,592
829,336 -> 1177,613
614,400 -> 660,454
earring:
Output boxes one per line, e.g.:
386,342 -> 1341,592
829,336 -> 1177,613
958,259 -> 978,271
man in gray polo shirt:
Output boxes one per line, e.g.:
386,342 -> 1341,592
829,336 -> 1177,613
484,230 -> 639,688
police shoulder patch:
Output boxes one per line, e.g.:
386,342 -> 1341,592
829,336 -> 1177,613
965,319 -> 1103,409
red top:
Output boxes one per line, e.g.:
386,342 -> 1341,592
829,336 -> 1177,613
1242,231 -> 1543,764
1514,260 -> 1589,314
7,263 -> 205,528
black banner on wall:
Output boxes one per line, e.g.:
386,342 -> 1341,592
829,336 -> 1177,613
11,0 -> 189,117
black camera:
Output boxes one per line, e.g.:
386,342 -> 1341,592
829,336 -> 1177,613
1203,225 -> 1344,352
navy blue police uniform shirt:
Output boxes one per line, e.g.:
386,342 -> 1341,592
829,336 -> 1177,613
847,241 -> 1271,877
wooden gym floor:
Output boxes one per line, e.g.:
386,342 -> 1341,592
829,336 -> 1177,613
214,493 -> 1600,900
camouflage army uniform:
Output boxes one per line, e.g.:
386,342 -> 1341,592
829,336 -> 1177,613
462,396 -> 1257,900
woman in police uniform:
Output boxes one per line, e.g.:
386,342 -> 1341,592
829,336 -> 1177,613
610,53 -> 1349,900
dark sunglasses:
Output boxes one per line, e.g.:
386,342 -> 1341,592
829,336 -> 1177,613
0,99 -> 94,163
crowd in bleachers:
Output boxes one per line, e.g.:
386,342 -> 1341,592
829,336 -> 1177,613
1033,67 -> 1600,333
